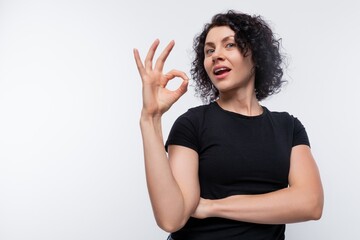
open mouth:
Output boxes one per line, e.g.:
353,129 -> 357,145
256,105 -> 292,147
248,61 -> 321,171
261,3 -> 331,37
213,67 -> 231,75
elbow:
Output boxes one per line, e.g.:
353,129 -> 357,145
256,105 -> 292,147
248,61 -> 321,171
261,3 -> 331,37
310,200 -> 323,220
155,218 -> 186,233
152,200 -> 196,232
304,193 -> 324,221
307,205 -> 323,221
158,225 -> 180,233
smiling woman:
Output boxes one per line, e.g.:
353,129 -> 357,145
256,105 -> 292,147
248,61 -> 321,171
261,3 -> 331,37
134,10 -> 323,240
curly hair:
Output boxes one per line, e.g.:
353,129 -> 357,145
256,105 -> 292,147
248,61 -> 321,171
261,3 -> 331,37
191,10 -> 286,103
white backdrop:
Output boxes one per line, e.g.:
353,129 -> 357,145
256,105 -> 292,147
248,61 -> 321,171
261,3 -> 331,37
0,0 -> 359,239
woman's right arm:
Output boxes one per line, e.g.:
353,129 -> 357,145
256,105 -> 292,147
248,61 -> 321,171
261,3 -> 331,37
134,39 -> 200,232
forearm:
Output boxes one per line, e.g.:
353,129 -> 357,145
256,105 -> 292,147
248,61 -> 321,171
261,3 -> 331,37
208,187 -> 323,224
140,114 -> 189,232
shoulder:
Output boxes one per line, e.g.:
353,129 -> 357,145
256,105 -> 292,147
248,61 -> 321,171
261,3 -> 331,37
264,107 -> 309,143
177,102 -> 215,121
265,107 -> 301,126
266,107 -> 292,119
185,102 -> 213,115
166,104 -> 214,152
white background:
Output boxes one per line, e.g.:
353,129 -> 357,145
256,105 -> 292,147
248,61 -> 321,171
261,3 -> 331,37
0,0 -> 359,239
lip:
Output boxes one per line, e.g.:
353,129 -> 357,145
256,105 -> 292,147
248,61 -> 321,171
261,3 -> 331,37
213,71 -> 230,80
212,65 -> 231,80
213,65 -> 229,72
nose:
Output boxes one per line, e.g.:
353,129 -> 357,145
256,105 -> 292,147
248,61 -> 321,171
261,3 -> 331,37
211,49 -> 225,63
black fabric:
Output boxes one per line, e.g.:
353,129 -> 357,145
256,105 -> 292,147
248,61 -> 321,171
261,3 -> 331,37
165,102 -> 310,240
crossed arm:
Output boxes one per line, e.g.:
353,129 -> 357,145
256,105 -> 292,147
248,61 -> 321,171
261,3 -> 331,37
191,145 -> 324,224
141,119 -> 324,230
142,133 -> 323,232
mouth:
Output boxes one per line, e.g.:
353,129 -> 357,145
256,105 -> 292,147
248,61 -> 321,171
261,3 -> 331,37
213,67 -> 231,75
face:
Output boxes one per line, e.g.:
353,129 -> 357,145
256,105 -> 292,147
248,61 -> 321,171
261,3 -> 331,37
204,26 -> 255,95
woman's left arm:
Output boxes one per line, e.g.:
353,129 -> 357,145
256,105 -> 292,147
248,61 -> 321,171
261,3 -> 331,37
192,145 -> 324,224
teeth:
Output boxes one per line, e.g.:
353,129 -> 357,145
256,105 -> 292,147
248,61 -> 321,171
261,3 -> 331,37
214,67 -> 227,74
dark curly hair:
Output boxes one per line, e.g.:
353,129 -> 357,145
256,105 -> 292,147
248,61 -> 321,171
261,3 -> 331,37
191,10 -> 286,103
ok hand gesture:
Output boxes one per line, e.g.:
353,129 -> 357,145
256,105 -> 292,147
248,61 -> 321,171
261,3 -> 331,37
134,39 -> 189,118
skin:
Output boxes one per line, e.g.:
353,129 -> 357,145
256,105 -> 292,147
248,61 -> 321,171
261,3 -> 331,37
134,39 -> 199,232
134,26 -> 324,232
203,26 -> 261,116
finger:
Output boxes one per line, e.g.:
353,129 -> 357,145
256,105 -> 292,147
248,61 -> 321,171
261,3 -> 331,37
163,70 -> 189,102
162,69 -> 189,87
133,48 -> 145,77
154,40 -> 175,72
144,39 -> 160,71
173,78 -> 189,100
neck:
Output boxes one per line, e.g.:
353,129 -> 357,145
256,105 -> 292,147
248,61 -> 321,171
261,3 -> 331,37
217,91 -> 262,116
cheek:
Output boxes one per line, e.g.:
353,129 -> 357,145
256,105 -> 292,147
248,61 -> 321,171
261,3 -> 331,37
203,59 -> 212,75
243,56 -> 255,71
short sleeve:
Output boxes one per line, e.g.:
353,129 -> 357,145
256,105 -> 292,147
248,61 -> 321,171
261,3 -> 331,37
165,110 -> 199,153
292,117 -> 311,147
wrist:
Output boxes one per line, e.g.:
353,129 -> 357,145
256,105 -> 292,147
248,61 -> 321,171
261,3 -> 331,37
207,197 -> 232,218
139,110 -> 164,138
140,110 -> 162,124
208,199 -> 219,218
202,198 -> 217,218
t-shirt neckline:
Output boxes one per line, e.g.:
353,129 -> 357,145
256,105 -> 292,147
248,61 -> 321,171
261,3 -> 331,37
212,101 -> 267,119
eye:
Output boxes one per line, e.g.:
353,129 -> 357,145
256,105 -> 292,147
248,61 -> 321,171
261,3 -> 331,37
205,48 -> 215,55
226,42 -> 236,48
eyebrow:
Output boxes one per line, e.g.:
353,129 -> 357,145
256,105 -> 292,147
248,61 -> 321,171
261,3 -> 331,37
204,35 -> 235,46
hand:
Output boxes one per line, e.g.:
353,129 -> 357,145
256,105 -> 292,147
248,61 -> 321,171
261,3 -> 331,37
133,39 -> 189,117
191,198 -> 213,219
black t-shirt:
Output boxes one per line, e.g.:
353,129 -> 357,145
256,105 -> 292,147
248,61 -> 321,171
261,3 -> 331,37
165,102 -> 310,240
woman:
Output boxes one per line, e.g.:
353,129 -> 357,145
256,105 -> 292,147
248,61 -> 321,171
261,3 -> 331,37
133,10 -> 323,240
